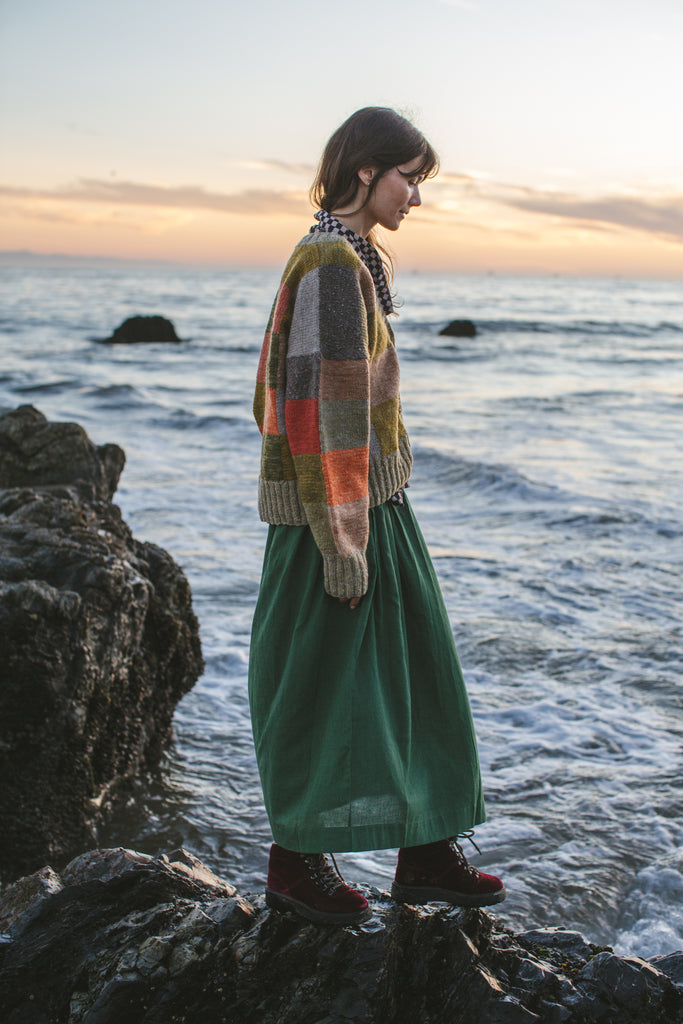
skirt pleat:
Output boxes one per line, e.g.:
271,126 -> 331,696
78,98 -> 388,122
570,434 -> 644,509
248,496 -> 485,853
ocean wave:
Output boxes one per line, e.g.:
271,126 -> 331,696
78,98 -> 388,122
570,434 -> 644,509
13,379 -> 83,395
399,318 -> 683,339
151,410 -> 245,431
414,446 -> 563,504
473,318 -> 683,338
87,383 -> 150,409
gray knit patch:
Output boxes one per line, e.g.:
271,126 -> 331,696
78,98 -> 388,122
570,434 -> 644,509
311,209 -> 394,317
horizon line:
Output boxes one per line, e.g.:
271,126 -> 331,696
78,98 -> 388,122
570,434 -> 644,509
1,249 -> 682,283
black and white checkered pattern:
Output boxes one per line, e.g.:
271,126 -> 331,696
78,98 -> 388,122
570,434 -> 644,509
310,209 -> 394,317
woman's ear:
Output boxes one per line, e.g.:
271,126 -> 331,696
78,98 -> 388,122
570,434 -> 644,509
358,165 -> 377,189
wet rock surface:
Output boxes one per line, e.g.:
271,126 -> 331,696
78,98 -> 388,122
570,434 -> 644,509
0,847 -> 680,1024
439,319 -> 477,338
99,315 -> 183,344
0,406 -> 204,883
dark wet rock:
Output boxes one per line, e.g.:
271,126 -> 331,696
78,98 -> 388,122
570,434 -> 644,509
651,951 -> 683,990
0,404 -> 124,501
99,315 -> 183,344
439,318 -> 477,337
0,407 -> 203,883
0,849 -> 681,1024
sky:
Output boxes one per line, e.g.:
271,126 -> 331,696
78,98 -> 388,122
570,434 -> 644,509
1,0 -> 682,276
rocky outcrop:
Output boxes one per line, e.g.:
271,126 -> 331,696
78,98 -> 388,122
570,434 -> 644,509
439,319 -> 477,338
0,403 -> 124,501
0,847 -> 681,1024
0,407 -> 204,883
99,315 -> 183,344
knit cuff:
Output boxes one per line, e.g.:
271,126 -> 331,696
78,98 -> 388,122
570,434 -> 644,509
322,551 -> 369,599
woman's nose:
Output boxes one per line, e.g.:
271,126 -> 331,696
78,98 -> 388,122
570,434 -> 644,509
410,186 -> 421,207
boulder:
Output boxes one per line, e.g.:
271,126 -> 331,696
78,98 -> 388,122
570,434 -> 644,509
0,407 -> 204,883
99,315 -> 183,344
0,403 -> 124,501
0,847 -> 681,1024
439,319 -> 477,338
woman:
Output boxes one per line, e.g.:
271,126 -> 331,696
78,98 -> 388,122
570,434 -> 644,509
249,107 -> 504,925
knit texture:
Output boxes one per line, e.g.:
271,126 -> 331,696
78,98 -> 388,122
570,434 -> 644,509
311,209 -> 395,316
254,231 -> 412,598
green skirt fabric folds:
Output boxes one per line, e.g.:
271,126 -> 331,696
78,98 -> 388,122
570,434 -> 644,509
248,496 -> 485,853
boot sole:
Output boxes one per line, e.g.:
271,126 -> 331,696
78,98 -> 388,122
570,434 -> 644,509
391,881 -> 506,908
265,888 -> 372,925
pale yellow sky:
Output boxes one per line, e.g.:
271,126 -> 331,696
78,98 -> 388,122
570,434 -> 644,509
1,0 -> 682,277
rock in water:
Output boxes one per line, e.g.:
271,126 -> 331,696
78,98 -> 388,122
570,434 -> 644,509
100,314 -> 182,344
0,407 -> 204,883
0,848 -> 681,1024
439,319 -> 477,337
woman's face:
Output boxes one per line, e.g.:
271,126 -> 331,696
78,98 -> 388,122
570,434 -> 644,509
363,155 -> 426,232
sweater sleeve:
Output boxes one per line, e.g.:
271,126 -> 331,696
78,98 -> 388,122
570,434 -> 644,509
285,256 -> 372,599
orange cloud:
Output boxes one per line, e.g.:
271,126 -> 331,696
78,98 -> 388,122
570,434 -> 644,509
426,174 -> 683,243
0,180 -> 310,217
0,173 -> 681,276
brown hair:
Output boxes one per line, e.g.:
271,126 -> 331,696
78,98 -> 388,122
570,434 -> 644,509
310,107 -> 439,280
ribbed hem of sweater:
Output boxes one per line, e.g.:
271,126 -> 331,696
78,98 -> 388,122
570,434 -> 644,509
323,551 -> 369,600
257,478 -> 308,525
257,435 -> 413,525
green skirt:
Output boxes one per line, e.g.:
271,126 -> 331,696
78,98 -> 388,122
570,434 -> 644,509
248,495 -> 485,853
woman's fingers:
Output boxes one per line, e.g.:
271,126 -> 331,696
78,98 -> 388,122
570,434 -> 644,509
338,596 -> 362,610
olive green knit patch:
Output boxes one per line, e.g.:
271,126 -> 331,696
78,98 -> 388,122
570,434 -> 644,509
262,434 -> 296,482
371,397 -> 401,457
266,334 -> 281,390
293,453 -> 327,503
253,381 -> 265,428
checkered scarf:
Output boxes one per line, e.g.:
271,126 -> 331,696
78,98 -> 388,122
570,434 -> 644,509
310,209 -> 394,316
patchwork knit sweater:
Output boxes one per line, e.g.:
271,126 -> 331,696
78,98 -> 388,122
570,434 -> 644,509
254,231 -> 413,599
254,232 -> 411,598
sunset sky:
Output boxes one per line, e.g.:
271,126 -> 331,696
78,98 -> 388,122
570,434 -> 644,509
1,0 -> 682,276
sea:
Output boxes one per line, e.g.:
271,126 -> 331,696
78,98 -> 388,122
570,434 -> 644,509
1,260 -> 681,957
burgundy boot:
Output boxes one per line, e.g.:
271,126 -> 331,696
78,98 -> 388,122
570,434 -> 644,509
265,843 -> 371,925
392,833 -> 506,907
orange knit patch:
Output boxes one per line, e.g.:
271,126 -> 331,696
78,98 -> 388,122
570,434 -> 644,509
263,386 -> 278,434
256,333 -> 270,384
285,398 -> 321,455
321,447 -> 369,505
272,282 -> 291,335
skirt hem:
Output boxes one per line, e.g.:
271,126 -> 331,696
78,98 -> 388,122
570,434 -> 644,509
270,808 -> 487,855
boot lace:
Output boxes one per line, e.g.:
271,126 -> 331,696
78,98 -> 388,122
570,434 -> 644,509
448,831 -> 482,880
301,852 -> 345,895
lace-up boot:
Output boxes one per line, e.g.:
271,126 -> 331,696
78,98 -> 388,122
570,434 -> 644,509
265,843 -> 371,924
392,834 -> 506,907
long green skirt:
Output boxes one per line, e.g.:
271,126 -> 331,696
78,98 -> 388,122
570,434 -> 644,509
248,495 -> 485,853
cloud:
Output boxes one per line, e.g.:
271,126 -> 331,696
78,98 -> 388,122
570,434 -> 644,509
2,173 -> 682,247
241,159 -> 315,175
430,173 -> 683,243
0,179 -> 310,217
501,190 -> 683,242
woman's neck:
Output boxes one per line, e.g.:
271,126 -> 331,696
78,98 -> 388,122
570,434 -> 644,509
329,208 -> 375,238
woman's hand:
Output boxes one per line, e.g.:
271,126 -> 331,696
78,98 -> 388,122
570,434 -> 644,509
338,596 -> 363,610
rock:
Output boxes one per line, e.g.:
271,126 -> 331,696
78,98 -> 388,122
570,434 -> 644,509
0,867 -> 63,933
0,848 -> 681,1024
651,951 -> 683,990
0,404 -> 124,501
99,315 -> 183,344
439,318 -> 477,338
0,407 -> 204,883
